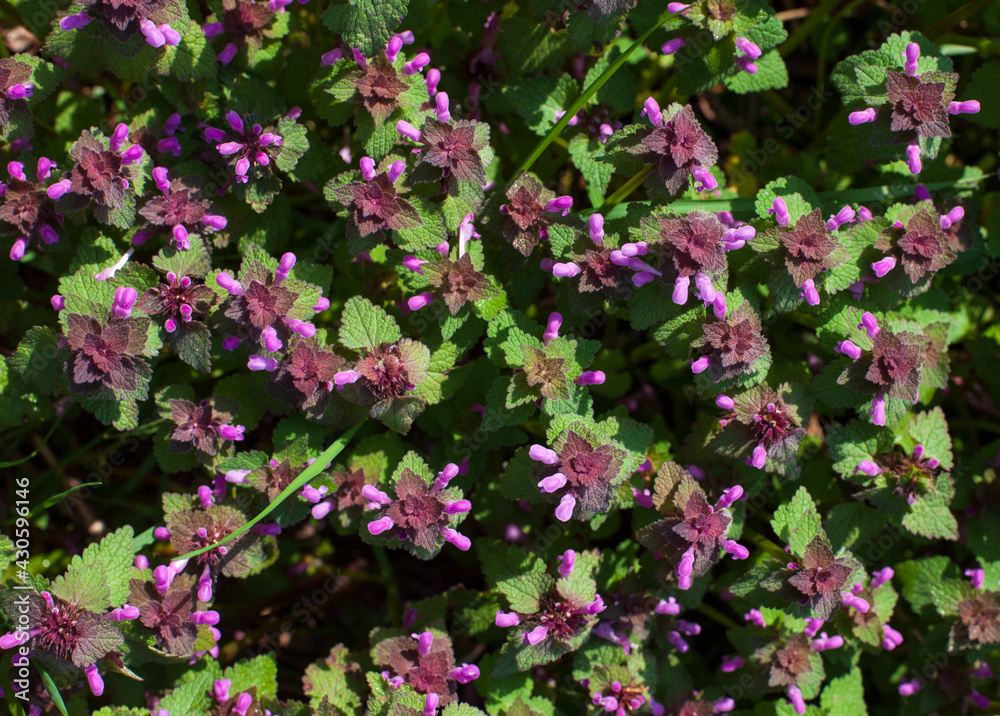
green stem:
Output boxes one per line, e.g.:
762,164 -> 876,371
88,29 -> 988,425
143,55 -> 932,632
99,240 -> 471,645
696,601 -> 740,629
598,174 -> 987,219
601,165 -> 653,208
925,0 -> 998,39
935,34 -> 1000,56
741,527 -> 789,562
174,421 -> 365,562
373,545 -> 401,624
778,0 -> 845,58
0,418 -> 63,468
512,7 -> 683,181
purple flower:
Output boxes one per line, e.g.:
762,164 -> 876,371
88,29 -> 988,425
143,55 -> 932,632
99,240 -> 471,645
637,463 -> 747,590
0,58 -> 34,133
0,157 -> 64,260
849,42 -> 978,173
57,127 -> 143,224
501,172 -> 559,256
202,0 -> 276,62
759,207 -> 843,304
58,0 -> 183,49
836,317 -> 928,425
617,102 -> 719,196
0,591 -> 124,671
874,207 -> 956,288
265,336 -> 345,417
494,554 -> 602,652
164,395 -> 242,457
772,535 -> 863,620
328,160 -> 423,243
528,429 -> 627,522
712,384 -> 806,476
373,630 -> 473,710
205,111 -> 283,184
362,459 -> 471,558
691,301 -> 769,382
634,210 -> 729,304
136,169 -> 226,249
411,252 -> 493,316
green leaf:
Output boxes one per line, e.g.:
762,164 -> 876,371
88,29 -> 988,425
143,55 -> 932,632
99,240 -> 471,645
513,6 -> 678,177
895,556 -> 955,615
276,118 -> 310,173
502,74 -> 580,136
497,572 -> 553,614
170,322 -> 213,374
224,654 -> 278,700
303,646 -> 364,714
9,326 -> 65,396
724,50 -> 788,94
568,134 -> 614,204
901,474 -> 958,540
826,420 -> 892,479
478,541 -> 547,596
157,660 -> 223,714
321,0 -> 409,59
754,176 -> 820,223
770,486 -> 822,557
155,17 -> 217,82
966,61 -> 1000,129
394,195 -> 445,251
823,503 -> 890,553
38,664 -> 70,716
49,526 -> 135,611
338,297 -> 401,351
820,668 -> 867,716
929,578 -> 976,617
906,407 -> 953,470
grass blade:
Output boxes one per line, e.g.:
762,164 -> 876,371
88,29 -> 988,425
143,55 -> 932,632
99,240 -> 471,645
512,7 -> 683,179
173,420 -> 366,562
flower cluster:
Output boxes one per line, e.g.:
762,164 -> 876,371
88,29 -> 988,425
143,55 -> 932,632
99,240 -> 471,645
327,158 -> 422,245
494,551 -> 605,654
50,126 -> 145,227
757,199 -> 851,306
136,168 -> 227,250
637,463 -> 748,590
203,0 -> 278,65
63,299 -> 152,399
847,42 -> 979,174
610,100 -> 718,197
690,301 -> 769,383
165,395 -> 244,457
1,158 -> 63,260
835,312 -> 927,426
711,383 -> 808,476
527,430 -> 626,522
871,205 -> 958,294
205,111 -> 284,185
374,630 -> 479,715
58,0 -> 183,50
217,250 -> 323,353
501,172 -> 572,256
362,460 -> 472,559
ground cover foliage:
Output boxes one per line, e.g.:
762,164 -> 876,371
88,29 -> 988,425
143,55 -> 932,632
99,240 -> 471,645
1,0 -> 1000,714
